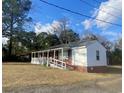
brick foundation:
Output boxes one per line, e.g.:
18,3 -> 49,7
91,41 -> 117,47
73,66 -> 87,72
72,65 -> 107,73
87,66 -> 107,73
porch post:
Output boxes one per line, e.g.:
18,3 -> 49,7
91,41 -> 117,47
40,52 -> 42,64
34,52 -> 36,64
54,50 -> 55,65
61,48 -> 65,69
61,48 -> 63,62
47,51 -> 49,67
38,52 -> 40,64
42,52 -> 44,65
31,52 -> 33,63
54,50 -> 55,59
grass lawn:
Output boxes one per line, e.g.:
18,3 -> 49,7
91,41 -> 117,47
2,63 -> 121,88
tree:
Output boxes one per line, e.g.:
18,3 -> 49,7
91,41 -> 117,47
114,38 -> 122,50
109,48 -> 122,65
33,32 -> 61,51
109,38 -> 122,65
51,18 -> 80,44
12,30 -> 36,53
58,18 -> 69,31
14,30 -> 36,51
51,18 -> 69,36
2,43 -> 9,57
59,29 -> 80,44
2,0 -> 32,56
33,32 -> 49,50
82,33 -> 98,41
2,30 -> 36,56
46,34 -> 60,46
82,32 -> 113,50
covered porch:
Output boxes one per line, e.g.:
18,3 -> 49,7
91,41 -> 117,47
31,47 -> 72,69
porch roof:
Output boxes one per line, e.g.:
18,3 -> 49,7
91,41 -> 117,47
49,40 -> 97,49
32,40 -> 98,53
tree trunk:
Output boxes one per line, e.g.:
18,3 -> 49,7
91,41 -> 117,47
9,12 -> 13,56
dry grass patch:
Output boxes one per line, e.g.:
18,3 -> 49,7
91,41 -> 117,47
3,63 -> 115,88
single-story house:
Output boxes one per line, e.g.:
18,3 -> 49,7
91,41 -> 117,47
31,40 -> 107,72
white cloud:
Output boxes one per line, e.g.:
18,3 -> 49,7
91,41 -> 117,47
34,20 -> 62,35
82,19 -> 93,30
82,0 -> 122,29
101,31 -> 122,41
101,31 -> 120,36
2,37 -> 9,45
51,20 -> 62,31
95,0 -> 122,28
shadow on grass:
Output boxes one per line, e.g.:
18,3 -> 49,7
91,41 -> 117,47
3,62 -> 122,74
2,62 -> 33,65
106,66 -> 122,74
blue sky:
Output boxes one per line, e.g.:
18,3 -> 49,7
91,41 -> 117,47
28,0 -> 122,41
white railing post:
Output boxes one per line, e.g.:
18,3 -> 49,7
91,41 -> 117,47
61,48 -> 64,68
38,52 -> 40,64
64,62 -> 66,69
31,52 -> 33,63
56,60 -> 58,67
39,52 -> 42,64
40,52 -> 42,64
42,52 -> 44,65
33,52 -> 36,64
47,51 -> 49,67
54,50 -> 55,66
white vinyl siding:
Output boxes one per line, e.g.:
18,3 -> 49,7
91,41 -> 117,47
72,47 -> 87,66
87,42 -> 107,66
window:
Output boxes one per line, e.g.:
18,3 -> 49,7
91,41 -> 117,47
35,53 -> 38,57
32,53 -> 34,58
96,50 -> 100,61
68,49 -> 72,58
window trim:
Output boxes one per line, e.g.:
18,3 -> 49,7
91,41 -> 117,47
96,50 -> 100,61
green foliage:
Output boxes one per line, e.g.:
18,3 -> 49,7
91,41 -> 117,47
33,32 -> 60,51
2,30 -> 35,62
33,32 -> 48,50
2,0 -> 32,33
46,34 -> 60,46
108,38 -> 122,65
2,45 -> 8,57
59,29 -> 80,44
13,31 -> 36,51
108,48 -> 122,65
2,0 -> 32,56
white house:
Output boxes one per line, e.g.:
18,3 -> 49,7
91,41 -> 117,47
31,40 -> 107,72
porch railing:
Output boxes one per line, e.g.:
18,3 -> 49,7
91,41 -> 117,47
31,57 -> 66,69
48,57 -> 66,69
